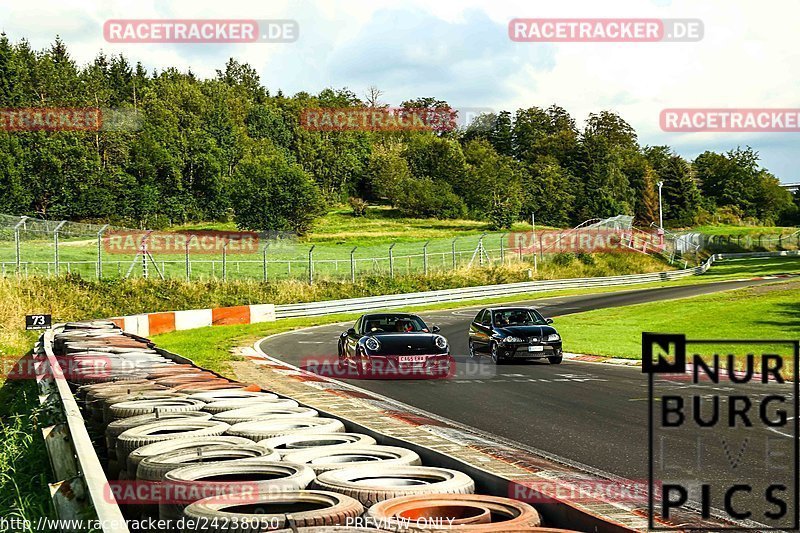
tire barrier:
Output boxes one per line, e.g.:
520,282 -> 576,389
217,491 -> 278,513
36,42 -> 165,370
210,405 -> 318,424
259,432 -> 378,458
43,320 -> 603,532
288,445 -> 422,474
312,465 -> 475,507
125,436 -> 256,479
366,493 -> 543,531
161,460 -> 316,521
225,417 -> 347,441
182,490 -> 364,531
116,419 -> 231,465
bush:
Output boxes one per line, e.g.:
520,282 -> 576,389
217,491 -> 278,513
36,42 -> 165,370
551,253 -> 575,267
348,197 -> 368,217
390,177 -> 467,219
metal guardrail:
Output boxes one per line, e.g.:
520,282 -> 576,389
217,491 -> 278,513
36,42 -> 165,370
36,326 -> 130,532
274,250 -> 800,318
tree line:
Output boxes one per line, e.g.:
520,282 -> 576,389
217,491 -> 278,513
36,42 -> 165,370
0,36 -> 797,233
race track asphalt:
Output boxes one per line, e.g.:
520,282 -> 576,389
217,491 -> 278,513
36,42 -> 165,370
259,277 -> 796,509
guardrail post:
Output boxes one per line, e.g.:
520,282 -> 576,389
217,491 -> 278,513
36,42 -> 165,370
389,243 -> 396,278
451,238 -> 457,269
53,220 -> 66,276
308,245 -> 316,284
96,224 -> 109,280
14,216 -> 27,274
423,241 -> 430,275
350,246 -> 357,283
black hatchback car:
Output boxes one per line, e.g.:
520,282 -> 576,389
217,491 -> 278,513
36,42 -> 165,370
468,307 -> 563,364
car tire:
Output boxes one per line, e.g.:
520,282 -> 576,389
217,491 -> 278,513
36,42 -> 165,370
226,417 -> 346,441
312,465 -> 475,508
490,342 -> 503,365
468,340 -> 477,358
181,490 -> 363,531
548,355 -> 563,364
286,445 -> 421,474
366,493 -> 542,531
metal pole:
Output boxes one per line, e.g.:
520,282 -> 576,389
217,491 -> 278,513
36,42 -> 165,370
657,181 -> 664,229
308,245 -> 315,284
222,240 -> 229,281
499,233 -> 506,263
532,212 -> 540,270
350,246 -> 357,283
53,220 -> 66,276
14,216 -> 27,274
185,235 -> 197,281
423,241 -> 430,275
478,233 -> 486,267
451,238 -> 457,269
389,243 -> 396,278
263,243 -> 269,282
96,224 -> 108,280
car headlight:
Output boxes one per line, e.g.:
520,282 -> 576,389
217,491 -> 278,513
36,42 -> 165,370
547,333 -> 561,342
504,336 -> 525,343
365,337 -> 380,351
435,336 -> 448,349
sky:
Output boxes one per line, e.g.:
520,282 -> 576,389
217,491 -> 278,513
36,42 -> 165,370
1,0 -> 798,182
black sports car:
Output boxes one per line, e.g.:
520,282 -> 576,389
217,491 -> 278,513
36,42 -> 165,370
338,313 -> 452,378
468,307 -> 563,364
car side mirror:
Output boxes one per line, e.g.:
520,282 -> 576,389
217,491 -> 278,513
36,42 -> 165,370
546,318 -> 553,324
347,328 -> 357,336
431,325 -> 440,333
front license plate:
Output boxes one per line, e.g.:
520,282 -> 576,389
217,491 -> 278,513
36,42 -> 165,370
528,345 -> 544,352
399,355 -> 428,363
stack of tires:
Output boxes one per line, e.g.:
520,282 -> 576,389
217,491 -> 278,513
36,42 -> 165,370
53,322 -> 574,532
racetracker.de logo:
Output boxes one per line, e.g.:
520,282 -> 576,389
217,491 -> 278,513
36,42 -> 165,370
2,355 -> 112,381
103,230 -> 260,255
661,109 -> 800,132
0,108 -> 101,131
300,107 -> 464,133
509,18 -> 703,42
104,19 -> 298,43
509,229 -> 665,254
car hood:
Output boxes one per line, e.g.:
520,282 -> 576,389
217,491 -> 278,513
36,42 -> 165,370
498,325 -> 558,338
368,333 -> 440,352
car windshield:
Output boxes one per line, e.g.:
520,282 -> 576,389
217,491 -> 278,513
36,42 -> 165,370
493,309 -> 547,326
362,315 -> 429,333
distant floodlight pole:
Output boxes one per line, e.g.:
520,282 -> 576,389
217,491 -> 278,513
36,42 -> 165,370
96,224 -> 109,279
14,216 -> 27,274
423,241 -> 430,275
53,220 -> 66,276
657,181 -> 664,230
350,246 -> 357,283
185,234 -> 197,281
389,243 -> 396,278
451,237 -> 457,269
308,245 -> 316,284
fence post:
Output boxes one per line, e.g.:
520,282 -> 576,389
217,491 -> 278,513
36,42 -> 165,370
423,241 -> 429,275
53,220 -> 66,276
185,235 -> 197,282
499,233 -> 506,264
451,238 -> 457,269
14,216 -> 27,274
222,240 -> 229,281
350,246 -> 357,283
262,245 -> 269,282
389,243 -> 396,278
96,224 -> 109,280
478,233 -> 486,267
308,245 -> 315,284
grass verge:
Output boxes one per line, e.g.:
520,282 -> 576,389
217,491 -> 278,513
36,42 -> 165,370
555,280 -> 800,365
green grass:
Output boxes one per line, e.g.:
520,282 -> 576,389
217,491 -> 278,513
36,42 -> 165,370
555,280 -> 800,364
689,224 -> 798,236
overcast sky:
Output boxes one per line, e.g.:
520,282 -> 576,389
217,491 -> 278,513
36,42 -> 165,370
2,0 -> 798,182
